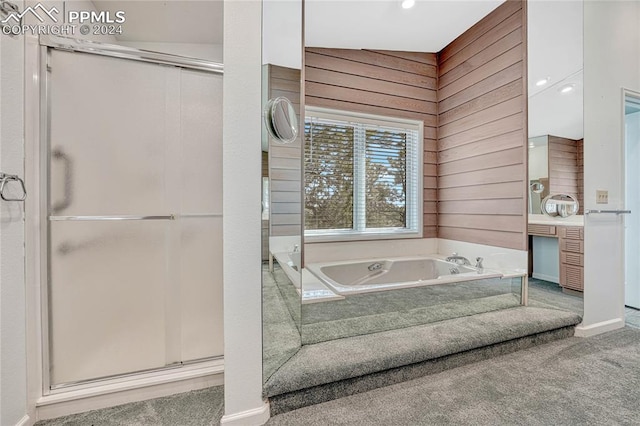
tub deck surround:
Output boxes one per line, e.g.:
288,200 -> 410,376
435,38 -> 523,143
299,251 -> 526,303
306,256 -> 503,295
264,306 -> 582,414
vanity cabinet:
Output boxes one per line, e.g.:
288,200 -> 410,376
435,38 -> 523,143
559,226 -> 584,292
528,224 -> 584,292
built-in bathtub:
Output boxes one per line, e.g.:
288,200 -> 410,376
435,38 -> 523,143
306,256 -> 504,295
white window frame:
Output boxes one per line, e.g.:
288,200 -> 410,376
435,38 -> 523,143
304,106 -> 423,242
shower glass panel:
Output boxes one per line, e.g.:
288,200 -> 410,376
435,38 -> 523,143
47,49 -> 223,387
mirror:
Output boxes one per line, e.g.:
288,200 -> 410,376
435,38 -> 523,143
264,96 -> 299,144
541,194 -> 579,218
526,2 -> 583,318
530,182 -> 544,194
261,3 -> 303,384
300,1 -> 528,346
527,135 -> 583,215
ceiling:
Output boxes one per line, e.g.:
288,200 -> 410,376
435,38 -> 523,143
87,0 -> 582,140
91,0 -> 223,44
305,0 -> 504,52
527,1 -> 583,140
305,0 -> 583,140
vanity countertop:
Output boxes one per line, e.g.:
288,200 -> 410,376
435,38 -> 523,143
528,214 -> 584,227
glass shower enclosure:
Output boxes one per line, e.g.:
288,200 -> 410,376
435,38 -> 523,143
43,41 -> 224,389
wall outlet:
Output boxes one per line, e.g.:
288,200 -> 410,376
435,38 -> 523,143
596,190 -> 608,204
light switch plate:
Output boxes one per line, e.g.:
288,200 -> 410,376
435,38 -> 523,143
596,190 -> 608,204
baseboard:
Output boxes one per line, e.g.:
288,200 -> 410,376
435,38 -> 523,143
220,401 -> 270,425
15,415 -> 30,426
531,273 -> 559,283
36,363 -> 223,421
574,318 -> 625,337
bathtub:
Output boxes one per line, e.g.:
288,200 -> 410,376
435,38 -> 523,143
305,256 -> 503,295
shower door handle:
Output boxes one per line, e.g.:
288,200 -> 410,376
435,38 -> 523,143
51,148 -> 73,214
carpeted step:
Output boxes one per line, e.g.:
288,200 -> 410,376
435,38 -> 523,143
265,306 -> 581,415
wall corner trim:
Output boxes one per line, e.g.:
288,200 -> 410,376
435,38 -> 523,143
220,401 -> 270,426
574,318 -> 625,338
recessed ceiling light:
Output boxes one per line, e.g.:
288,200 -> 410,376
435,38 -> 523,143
559,84 -> 575,94
401,0 -> 415,9
535,78 -> 550,87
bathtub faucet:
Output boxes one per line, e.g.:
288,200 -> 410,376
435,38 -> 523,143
445,252 -> 471,266
368,262 -> 383,272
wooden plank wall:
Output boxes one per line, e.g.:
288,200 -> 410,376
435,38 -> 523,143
436,0 -> 528,250
305,48 -> 439,237
548,135 -> 581,211
577,139 -> 584,215
268,65 -> 303,237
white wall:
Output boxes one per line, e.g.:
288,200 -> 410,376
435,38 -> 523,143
528,144 -> 548,181
580,0 -> 640,336
0,0 -> 29,423
262,0 -> 302,69
532,236 -> 559,283
221,0 -> 269,425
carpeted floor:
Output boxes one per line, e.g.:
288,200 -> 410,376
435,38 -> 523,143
263,266 -> 301,382
37,326 -> 640,425
34,386 -> 224,426
528,278 -> 584,316
267,327 -> 640,425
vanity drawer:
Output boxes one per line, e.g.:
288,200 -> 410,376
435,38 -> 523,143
562,265 -> 584,291
561,252 -> 584,266
561,239 -> 584,254
559,226 -> 583,240
528,224 -> 556,236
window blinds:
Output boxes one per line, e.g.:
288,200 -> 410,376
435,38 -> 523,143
304,109 -> 421,238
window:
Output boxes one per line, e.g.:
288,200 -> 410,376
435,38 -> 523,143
304,107 -> 422,240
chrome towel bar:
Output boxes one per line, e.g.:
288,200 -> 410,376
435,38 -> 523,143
49,215 -> 176,221
48,214 -> 222,221
585,209 -> 631,215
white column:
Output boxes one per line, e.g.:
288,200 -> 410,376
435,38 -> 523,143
221,0 -> 269,425
579,0 -> 640,337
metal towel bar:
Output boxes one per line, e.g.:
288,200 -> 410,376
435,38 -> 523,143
49,215 -> 176,221
585,209 -> 631,215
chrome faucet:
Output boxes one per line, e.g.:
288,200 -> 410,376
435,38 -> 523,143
475,257 -> 484,269
368,262 -> 383,272
445,252 -> 471,266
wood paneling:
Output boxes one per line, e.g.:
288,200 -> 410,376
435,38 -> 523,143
577,139 -> 584,215
305,47 -> 439,238
268,64 -> 302,237
437,1 -> 527,250
559,225 -> 584,291
548,136 -> 581,212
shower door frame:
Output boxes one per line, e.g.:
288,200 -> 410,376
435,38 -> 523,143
34,35 -> 225,399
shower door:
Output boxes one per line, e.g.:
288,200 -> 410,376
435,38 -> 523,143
46,48 -> 223,387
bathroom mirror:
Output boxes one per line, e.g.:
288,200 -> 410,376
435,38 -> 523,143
527,135 -> 583,215
530,182 -> 544,194
527,2 -> 584,318
541,194 -> 579,218
264,96 -> 299,144
261,1 -> 303,384
299,1 -> 528,346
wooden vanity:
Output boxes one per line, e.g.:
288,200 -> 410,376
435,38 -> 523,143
528,221 -> 584,292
